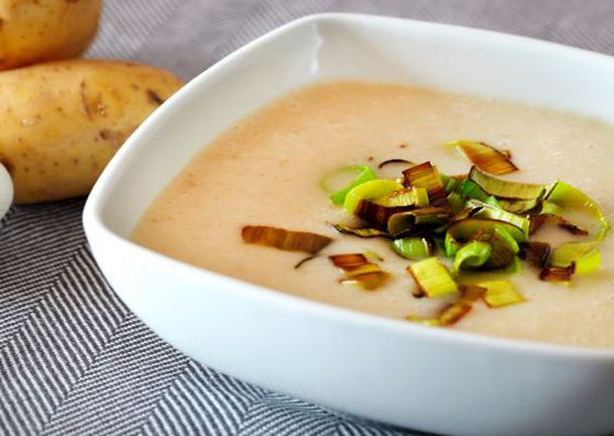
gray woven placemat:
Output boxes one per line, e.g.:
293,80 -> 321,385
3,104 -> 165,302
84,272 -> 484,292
1,1 -> 613,435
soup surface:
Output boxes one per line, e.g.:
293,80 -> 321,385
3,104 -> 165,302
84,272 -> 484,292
133,81 -> 614,348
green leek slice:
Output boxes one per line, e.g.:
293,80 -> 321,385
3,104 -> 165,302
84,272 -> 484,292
458,179 -> 491,202
392,237 -> 432,260
321,165 -> 377,205
469,166 -> 545,200
407,257 -> 459,298
343,179 -> 403,213
467,199 -> 530,237
479,280 -> 525,308
498,198 -> 541,214
453,241 -> 492,274
446,218 -> 528,245
446,191 -> 465,214
550,241 -> 602,275
545,181 -> 610,240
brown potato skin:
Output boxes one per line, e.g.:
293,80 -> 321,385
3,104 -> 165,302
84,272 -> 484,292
0,0 -> 102,70
0,59 -> 184,204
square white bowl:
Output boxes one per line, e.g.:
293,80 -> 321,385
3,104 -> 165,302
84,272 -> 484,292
84,14 -> 614,436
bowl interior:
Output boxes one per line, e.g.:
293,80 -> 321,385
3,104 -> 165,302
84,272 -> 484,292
93,13 -> 614,240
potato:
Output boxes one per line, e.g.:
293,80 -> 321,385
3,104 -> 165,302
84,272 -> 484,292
0,0 -> 101,70
0,59 -> 184,204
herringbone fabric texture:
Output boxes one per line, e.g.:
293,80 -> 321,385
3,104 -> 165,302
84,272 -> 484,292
1,0 -> 613,435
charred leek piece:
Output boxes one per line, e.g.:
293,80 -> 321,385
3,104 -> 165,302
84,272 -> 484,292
540,264 -> 576,282
294,255 -> 317,269
529,214 -> 589,236
439,301 -> 473,325
332,224 -> 390,238
355,200 -> 407,229
453,241 -> 492,273
392,237 -> 432,260
322,165 -> 377,205
403,162 -> 447,203
469,166 -> 545,200
460,284 -> 487,301
378,158 -> 414,169
343,179 -> 403,213
480,280 -> 525,308
545,181 -> 610,240
376,187 -> 429,208
407,257 -> 459,298
329,253 -> 390,290
450,140 -> 518,175
388,207 -> 451,237
550,241 -> 601,275
518,241 -> 551,268
242,226 -> 332,254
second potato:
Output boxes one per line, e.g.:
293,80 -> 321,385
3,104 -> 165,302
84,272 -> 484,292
0,59 -> 184,203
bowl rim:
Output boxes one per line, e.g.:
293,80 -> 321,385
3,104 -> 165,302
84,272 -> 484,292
83,12 -> 614,360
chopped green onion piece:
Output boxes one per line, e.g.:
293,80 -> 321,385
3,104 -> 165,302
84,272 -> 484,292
449,140 -> 518,175
453,241 -> 492,274
343,179 -> 403,213
479,280 -> 525,308
407,257 -> 459,298
388,207 -> 451,237
469,166 -> 545,200
392,237 -> 432,260
550,241 -> 602,275
545,181 -> 610,240
332,224 -> 390,238
468,199 -> 530,237
322,165 -> 377,205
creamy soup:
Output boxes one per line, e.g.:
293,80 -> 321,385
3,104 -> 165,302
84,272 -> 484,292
133,81 -> 614,348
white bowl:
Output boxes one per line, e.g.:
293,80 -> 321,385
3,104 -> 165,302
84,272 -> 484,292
83,14 -> 614,436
